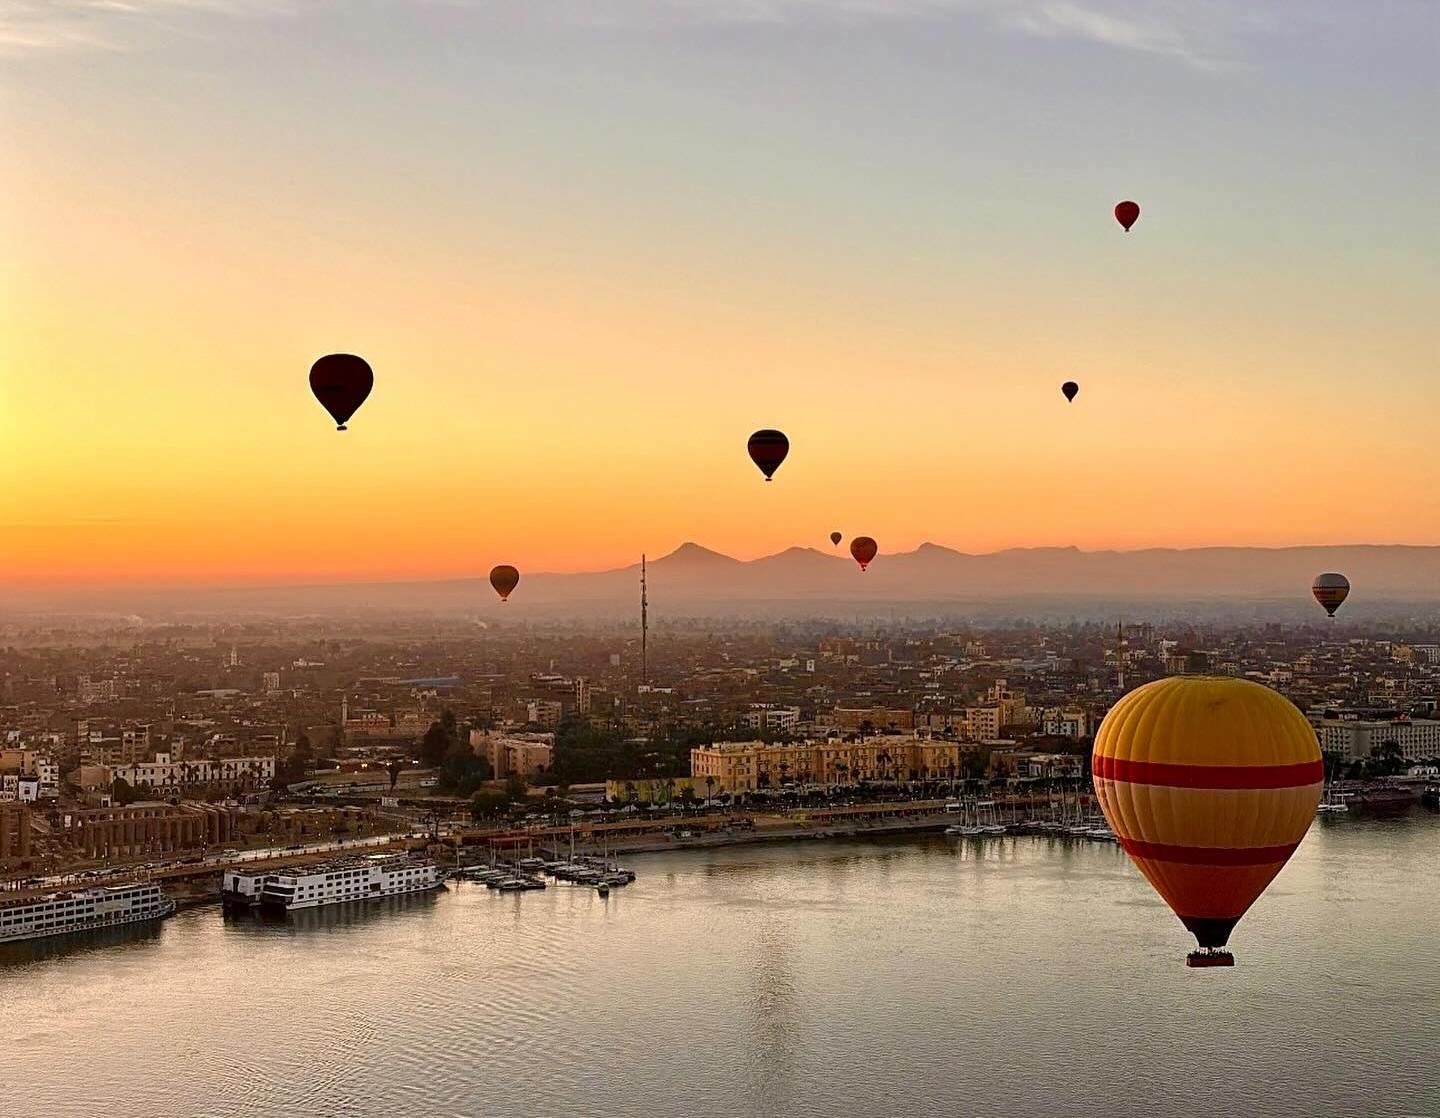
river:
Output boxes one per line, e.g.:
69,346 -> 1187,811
3,811 -> 1437,1118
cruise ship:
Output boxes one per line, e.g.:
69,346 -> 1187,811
256,853 -> 441,912
0,882 -> 175,945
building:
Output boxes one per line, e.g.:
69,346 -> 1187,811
605,777 -> 706,804
1314,717 -> 1440,763
1041,707 -> 1090,739
105,753 -> 276,795
525,700 -> 565,730
690,735 -> 969,794
745,704 -> 801,736
78,677 -> 119,705
830,707 -> 915,733
471,731 -> 554,780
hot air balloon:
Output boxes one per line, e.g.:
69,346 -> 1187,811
1312,573 -> 1349,617
489,565 -> 520,602
1061,381 -> 1079,403
309,354 -> 373,431
849,536 -> 877,571
830,532 -> 843,547
747,430 -> 789,481
1092,676 -> 1322,967
1114,200 -> 1140,232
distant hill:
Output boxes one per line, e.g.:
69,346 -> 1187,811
5,543 -> 1440,621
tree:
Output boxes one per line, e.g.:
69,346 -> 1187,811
111,777 -> 139,806
504,773 -> 528,803
437,741 -> 491,797
470,790 -> 510,820
705,774 -> 715,806
419,720 -> 453,768
387,760 -> 404,791
677,786 -> 698,805
1367,740 -> 1405,778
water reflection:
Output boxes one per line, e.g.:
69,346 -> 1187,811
1,817 -> 1437,1118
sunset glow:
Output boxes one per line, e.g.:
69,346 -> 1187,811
5,2 -> 1438,586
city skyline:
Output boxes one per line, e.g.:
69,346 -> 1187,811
6,1 -> 1439,586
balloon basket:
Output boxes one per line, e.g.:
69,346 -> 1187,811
1186,951 -> 1234,968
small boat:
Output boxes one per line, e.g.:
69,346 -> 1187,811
1316,785 -> 1349,814
596,882 -> 610,897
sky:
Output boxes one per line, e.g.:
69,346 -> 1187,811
3,1 -> 1439,587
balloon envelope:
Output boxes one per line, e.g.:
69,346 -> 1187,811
1092,676 -> 1322,963
1061,381 -> 1079,402
489,565 -> 520,602
1312,572 -> 1350,617
1114,200 -> 1140,232
747,430 -> 789,481
849,536 -> 877,571
830,532 -> 843,546
309,354 -> 373,430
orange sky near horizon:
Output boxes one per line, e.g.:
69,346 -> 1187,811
4,3 -> 1439,588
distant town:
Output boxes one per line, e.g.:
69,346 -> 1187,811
4,614 -> 1439,894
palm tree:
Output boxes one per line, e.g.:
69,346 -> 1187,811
705,774 -> 715,808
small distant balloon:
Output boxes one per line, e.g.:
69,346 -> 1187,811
1114,200 -> 1140,232
830,532 -> 843,547
1062,381 -> 1079,403
490,565 -> 520,602
309,354 -> 373,431
747,429 -> 789,481
850,536 -> 877,572
1312,573 -> 1349,617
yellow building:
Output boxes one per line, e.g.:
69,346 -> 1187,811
690,737 -> 970,793
605,777 -> 706,804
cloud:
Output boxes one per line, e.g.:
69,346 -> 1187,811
0,0 -> 1255,66
0,0 -> 292,56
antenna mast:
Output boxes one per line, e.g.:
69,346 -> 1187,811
640,554 -> 648,686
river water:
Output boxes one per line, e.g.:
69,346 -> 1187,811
4,812 -> 1437,1118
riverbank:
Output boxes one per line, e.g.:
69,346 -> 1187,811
576,811 -> 957,855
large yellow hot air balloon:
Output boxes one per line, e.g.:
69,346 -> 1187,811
1092,676 -> 1322,967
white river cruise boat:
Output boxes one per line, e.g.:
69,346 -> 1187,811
0,882 -> 175,945
257,853 -> 441,912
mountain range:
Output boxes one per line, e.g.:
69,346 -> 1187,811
6,543 -> 1440,620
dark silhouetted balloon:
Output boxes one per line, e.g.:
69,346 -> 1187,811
1114,200 -> 1140,232
1062,381 -> 1079,402
309,354 -> 373,431
747,429 -> 789,481
1312,572 -> 1349,617
830,532 -> 843,547
490,565 -> 520,602
850,536 -> 877,571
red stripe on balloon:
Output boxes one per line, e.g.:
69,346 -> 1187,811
1093,755 -> 1322,789
1119,837 -> 1301,867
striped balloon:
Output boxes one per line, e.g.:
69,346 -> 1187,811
1092,676 -> 1322,966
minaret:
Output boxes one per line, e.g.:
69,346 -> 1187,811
341,696 -> 349,725
640,554 -> 648,686
1116,621 -> 1126,692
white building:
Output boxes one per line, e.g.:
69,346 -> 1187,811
1314,718 -> 1440,763
1041,707 -> 1090,739
746,704 -> 801,735
106,753 -> 276,793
